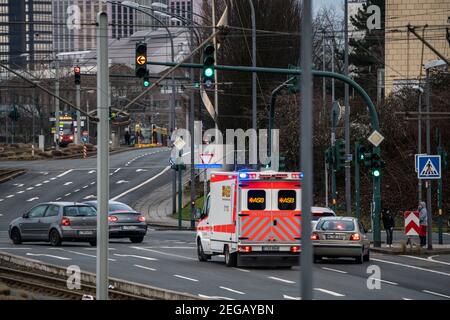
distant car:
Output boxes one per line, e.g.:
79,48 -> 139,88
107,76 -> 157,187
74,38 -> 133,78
311,206 -> 336,229
311,216 -> 370,264
9,202 -> 97,246
83,200 -> 147,243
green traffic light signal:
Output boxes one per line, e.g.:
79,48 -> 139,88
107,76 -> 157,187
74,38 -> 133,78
203,67 -> 214,78
202,43 -> 215,88
372,168 -> 381,177
143,79 -> 150,87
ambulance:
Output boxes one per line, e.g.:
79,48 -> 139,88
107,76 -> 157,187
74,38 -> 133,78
196,171 -> 302,267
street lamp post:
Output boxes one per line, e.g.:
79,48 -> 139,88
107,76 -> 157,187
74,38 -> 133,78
248,0 -> 257,168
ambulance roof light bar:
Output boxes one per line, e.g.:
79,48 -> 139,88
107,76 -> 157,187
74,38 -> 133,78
238,172 -> 303,180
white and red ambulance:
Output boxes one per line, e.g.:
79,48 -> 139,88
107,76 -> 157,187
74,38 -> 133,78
196,171 -> 302,267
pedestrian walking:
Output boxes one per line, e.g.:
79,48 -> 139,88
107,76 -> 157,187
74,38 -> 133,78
382,208 -> 395,247
124,130 -> 130,146
418,201 -> 428,247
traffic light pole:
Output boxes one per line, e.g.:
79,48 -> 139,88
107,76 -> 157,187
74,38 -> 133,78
355,141 -> 361,220
147,59 -> 383,247
75,84 -> 81,144
330,105 -> 338,212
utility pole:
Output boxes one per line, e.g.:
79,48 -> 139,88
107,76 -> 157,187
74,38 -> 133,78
249,0 -> 257,168
344,0 -> 351,216
330,102 -> 338,211
425,68 -> 432,250
54,56 -> 60,150
96,11 -> 109,300
418,91 -> 423,202
322,32 -> 326,114
354,141 -> 361,219
212,0 -> 218,130
75,83 -> 81,144
189,0 -> 196,228
331,39 -> 335,102
300,0 -> 313,300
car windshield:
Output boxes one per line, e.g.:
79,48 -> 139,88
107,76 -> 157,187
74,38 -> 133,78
317,219 -> 355,231
312,211 -> 335,221
64,206 -> 96,217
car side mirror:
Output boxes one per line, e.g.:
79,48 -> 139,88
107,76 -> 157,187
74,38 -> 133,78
22,213 -> 29,219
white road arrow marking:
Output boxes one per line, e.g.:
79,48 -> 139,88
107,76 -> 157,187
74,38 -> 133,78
113,254 -> 158,261
27,197 -> 39,202
64,181 -> 73,186
26,253 -> 71,260
116,180 -> 129,184
283,294 -> 300,300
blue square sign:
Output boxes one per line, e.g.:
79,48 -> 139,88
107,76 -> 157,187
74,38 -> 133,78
417,155 -> 441,179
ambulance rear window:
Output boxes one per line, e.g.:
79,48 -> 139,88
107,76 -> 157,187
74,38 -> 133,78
278,190 -> 296,210
247,190 -> 266,210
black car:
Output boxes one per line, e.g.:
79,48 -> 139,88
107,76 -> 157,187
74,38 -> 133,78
83,200 -> 147,243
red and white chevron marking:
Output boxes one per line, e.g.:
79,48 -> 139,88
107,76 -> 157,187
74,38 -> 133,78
404,211 -> 420,236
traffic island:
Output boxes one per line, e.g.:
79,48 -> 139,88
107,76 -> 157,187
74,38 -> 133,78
370,243 -> 450,255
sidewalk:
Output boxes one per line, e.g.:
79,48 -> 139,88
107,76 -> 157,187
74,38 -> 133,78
370,242 -> 450,255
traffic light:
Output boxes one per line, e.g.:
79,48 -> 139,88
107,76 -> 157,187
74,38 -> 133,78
135,42 -> 147,78
202,43 -> 215,88
74,66 -> 81,85
334,139 -> 346,171
356,144 -> 367,164
143,70 -> 150,87
371,153 -> 383,177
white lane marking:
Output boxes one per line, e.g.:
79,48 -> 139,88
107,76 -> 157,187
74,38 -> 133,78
130,246 -> 197,261
35,183 -> 42,187
422,290 -> 450,299
113,254 -> 158,261
321,267 -> 348,274
90,182 -> 95,185
371,258 -> 450,277
26,253 -> 71,260
232,267 -> 250,273
6,195 -> 14,198
55,197 -> 62,201
16,191 -> 24,194
64,193 -> 71,197
26,197 -> 39,202
268,276 -> 296,284
134,264 -> 156,271
314,288 -> 345,297
198,294 -> 234,300
402,297 -> 413,300
111,166 -> 170,201
114,168 -> 121,173
49,248 -> 116,261
82,185 -> 88,189
136,169 -> 148,172
57,169 -> 74,178
219,286 -> 245,295
64,182 -> 73,186
50,177 -> 56,181
157,246 -> 195,249
116,180 -> 129,184
373,279 -> 398,286
401,255 -> 450,266
0,248 -> 31,250
84,248 -> 116,251
0,199 -> 3,202
74,189 -> 80,193
83,195 -> 96,200
174,274 -> 199,282
14,183 -> 24,187
43,180 -> 50,184
26,187 -> 34,190
88,170 -> 96,174
0,214 -> 3,216
283,294 -> 301,300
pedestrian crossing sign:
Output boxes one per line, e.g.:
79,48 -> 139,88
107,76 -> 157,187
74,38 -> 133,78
417,155 -> 441,179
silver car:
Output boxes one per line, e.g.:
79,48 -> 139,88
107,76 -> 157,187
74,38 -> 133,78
9,202 -> 97,246
83,200 -> 147,243
311,216 -> 370,264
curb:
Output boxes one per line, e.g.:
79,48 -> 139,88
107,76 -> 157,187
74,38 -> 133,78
0,251 -> 203,300
148,223 -> 196,231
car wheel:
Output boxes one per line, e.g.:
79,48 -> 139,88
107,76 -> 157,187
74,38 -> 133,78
10,228 -> 22,245
313,255 -> 322,263
355,249 -> 364,264
49,229 -> 62,247
197,239 -> 208,262
130,236 -> 144,244
89,240 -> 96,246
224,245 -> 237,267
363,250 -> 370,262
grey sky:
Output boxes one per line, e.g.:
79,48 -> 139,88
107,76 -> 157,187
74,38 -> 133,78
313,0 -> 344,17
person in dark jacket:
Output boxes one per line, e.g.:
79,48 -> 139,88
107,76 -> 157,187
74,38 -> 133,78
382,208 -> 395,247
418,201 -> 428,247
124,131 -> 131,146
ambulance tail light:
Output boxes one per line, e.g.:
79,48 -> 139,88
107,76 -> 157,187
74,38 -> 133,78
238,245 -> 252,253
290,245 -> 300,253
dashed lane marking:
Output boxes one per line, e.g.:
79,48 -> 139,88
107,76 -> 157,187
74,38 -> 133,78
198,294 -> 234,300
16,191 -> 24,194
0,248 -> 31,250
321,267 -> 348,274
401,255 -> 450,266
35,183 -> 42,187
57,169 -> 74,178
174,274 -> 199,282
134,264 -> 156,271
64,182 -> 73,186
26,197 -> 39,202
373,279 -> 398,286
113,254 -> 158,261
314,288 -> 345,297
283,294 -> 300,300
26,253 -> 71,260
55,197 -> 61,201
6,195 -> 14,198
83,195 -> 96,200
219,286 -> 245,295
402,298 -> 413,300
26,187 -> 34,190
49,248 -> 116,261
130,246 -> 197,261
232,267 -> 250,273
64,193 -> 71,197
43,180 -> 50,184
82,185 -> 88,189
268,276 -> 296,284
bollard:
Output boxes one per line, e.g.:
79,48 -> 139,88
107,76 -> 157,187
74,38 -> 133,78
83,144 -> 87,159
31,144 -> 34,157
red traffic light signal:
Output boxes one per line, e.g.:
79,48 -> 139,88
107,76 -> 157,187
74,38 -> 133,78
74,66 -> 81,85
